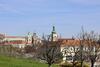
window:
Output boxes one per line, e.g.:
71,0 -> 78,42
66,56 -> 72,60
70,47 -> 73,51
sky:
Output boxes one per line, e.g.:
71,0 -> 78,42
0,0 -> 100,38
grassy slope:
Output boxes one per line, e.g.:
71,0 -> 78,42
0,55 -> 58,67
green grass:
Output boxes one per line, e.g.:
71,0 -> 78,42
0,55 -> 59,67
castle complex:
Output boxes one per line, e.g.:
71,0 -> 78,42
0,26 -> 100,67
0,32 -> 41,48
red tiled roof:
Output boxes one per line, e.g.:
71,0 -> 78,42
4,40 -> 27,45
58,38 -> 74,41
5,36 -> 25,38
58,38 -> 100,47
59,39 -> 80,46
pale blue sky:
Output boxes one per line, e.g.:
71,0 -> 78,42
0,0 -> 100,37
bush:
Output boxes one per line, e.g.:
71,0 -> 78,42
60,61 -> 89,67
60,64 -> 72,67
60,61 -> 72,67
76,63 -> 89,67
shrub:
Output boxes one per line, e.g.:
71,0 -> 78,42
76,63 -> 89,67
60,61 -> 89,67
60,61 -> 72,67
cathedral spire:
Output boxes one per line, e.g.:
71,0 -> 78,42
52,26 -> 56,34
53,26 -> 55,32
51,26 -> 58,41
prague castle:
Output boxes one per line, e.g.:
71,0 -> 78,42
0,32 -> 41,48
0,26 -> 100,64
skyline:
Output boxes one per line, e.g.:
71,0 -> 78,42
0,0 -> 100,37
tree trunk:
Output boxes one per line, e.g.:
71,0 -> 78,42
48,64 -> 52,67
73,63 -> 75,67
72,61 -> 76,67
80,61 -> 83,67
91,61 -> 95,67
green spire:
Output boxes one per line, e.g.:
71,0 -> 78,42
52,26 -> 56,33
51,26 -> 57,41
53,26 -> 55,31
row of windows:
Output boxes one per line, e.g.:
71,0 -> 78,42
63,46 -> 95,52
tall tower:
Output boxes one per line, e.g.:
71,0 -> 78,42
27,32 -> 32,45
51,26 -> 58,41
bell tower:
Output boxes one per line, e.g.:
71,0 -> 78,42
27,32 -> 32,45
51,26 -> 58,41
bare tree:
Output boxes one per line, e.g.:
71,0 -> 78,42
61,39 -> 79,67
77,27 -> 100,67
85,31 -> 100,67
37,35 -> 62,67
77,27 -> 88,67
0,34 -> 5,46
71,45 -> 80,67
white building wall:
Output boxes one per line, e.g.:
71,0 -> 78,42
12,44 -> 26,48
61,45 -> 80,62
4,38 -> 26,41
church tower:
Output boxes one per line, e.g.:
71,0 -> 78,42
51,26 -> 58,41
27,32 -> 32,45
